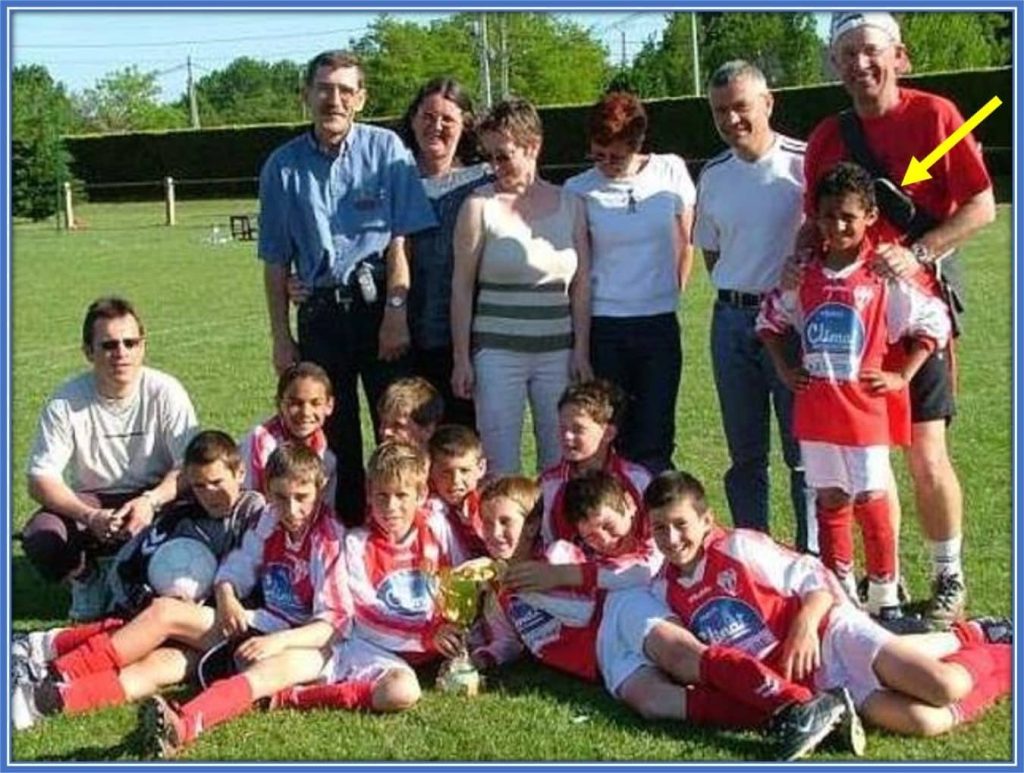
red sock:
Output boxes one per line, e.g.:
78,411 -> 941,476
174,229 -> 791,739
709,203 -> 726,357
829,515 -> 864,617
52,618 -> 125,657
950,645 -> 1012,725
942,643 -> 998,684
58,670 -> 126,714
273,680 -> 375,712
854,497 -> 896,582
700,645 -> 812,715
950,619 -> 985,647
53,632 -> 125,680
180,674 -> 255,740
816,501 -> 854,579
685,684 -> 771,729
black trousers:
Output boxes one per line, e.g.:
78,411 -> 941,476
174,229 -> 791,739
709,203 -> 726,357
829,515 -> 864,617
298,293 -> 412,526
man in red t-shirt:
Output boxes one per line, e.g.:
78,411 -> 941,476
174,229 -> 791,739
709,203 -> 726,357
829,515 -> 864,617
801,12 -> 996,627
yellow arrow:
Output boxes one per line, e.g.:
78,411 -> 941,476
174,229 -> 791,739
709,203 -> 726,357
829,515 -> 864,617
901,96 -> 1002,186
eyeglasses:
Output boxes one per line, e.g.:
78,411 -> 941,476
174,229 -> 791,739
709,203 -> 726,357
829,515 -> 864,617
98,337 -> 143,352
416,110 -> 461,130
313,83 -> 362,101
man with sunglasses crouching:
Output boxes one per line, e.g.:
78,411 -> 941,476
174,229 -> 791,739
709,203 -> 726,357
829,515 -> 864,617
20,296 -> 198,621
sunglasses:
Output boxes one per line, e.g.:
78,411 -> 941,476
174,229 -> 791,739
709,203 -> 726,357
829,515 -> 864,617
98,337 -> 143,352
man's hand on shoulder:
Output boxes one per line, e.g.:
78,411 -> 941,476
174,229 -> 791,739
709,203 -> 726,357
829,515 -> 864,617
873,243 -> 921,281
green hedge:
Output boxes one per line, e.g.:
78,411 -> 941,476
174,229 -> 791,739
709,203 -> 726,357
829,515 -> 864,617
65,67 -> 1011,200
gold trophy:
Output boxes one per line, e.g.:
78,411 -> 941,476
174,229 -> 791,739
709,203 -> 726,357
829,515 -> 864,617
431,557 -> 500,697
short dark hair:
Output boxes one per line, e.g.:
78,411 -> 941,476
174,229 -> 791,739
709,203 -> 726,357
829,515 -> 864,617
400,77 -> 480,165
557,379 -> 626,427
82,296 -> 144,349
304,50 -> 363,89
814,161 -> 877,211
277,361 -> 333,401
587,91 -> 647,151
184,430 -> 242,472
643,470 -> 710,515
428,424 -> 483,461
562,470 -> 634,526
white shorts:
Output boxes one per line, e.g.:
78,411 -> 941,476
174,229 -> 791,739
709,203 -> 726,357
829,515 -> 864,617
815,604 -> 894,708
321,636 -> 416,686
801,441 -> 891,495
596,589 -> 672,697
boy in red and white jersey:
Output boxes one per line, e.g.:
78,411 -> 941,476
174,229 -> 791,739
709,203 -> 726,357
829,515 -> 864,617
267,440 -> 466,716
470,476 -> 861,761
135,444 -> 352,757
647,470 -> 1011,742
240,362 -> 338,505
427,424 -> 488,558
757,163 -> 950,619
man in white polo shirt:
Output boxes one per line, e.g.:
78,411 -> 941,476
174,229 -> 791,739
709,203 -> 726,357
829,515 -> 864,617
21,297 -> 198,620
693,60 -> 814,552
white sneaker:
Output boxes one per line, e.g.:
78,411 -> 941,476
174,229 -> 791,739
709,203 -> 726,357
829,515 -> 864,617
11,682 -> 43,731
11,631 -> 53,684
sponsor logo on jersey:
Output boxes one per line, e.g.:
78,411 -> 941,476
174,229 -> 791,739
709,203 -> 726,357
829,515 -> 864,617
262,563 -> 307,621
376,569 -> 433,620
139,529 -> 170,556
690,597 -> 778,657
507,596 -> 562,652
803,302 -> 865,380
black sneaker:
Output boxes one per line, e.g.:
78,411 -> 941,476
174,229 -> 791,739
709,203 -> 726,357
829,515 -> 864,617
970,615 -> 1013,645
926,573 -> 966,628
873,605 -> 932,635
770,690 -> 847,761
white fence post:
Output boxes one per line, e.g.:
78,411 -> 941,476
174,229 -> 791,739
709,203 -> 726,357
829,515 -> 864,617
63,182 -> 75,230
164,176 -> 176,226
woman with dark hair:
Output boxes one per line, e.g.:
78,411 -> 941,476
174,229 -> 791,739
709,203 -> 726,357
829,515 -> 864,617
400,78 -> 492,428
564,91 -> 696,474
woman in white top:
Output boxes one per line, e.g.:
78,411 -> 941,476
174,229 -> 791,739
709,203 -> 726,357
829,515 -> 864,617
565,91 -> 696,473
451,98 -> 592,475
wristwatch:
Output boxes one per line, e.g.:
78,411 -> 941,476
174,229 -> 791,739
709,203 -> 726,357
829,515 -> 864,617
910,242 -> 934,265
386,294 -> 407,309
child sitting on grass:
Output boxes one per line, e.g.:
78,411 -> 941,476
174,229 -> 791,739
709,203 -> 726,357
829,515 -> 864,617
136,444 -> 351,757
646,469 -> 1011,745
11,430 -> 265,730
241,361 -> 337,505
427,424 -> 488,558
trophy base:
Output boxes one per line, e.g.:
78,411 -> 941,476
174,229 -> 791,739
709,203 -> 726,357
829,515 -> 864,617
436,656 -> 481,697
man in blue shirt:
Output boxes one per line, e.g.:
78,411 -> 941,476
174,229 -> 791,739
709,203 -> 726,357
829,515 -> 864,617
259,50 -> 436,525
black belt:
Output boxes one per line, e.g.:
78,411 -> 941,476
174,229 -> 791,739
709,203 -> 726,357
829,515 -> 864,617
309,285 -> 356,304
717,289 -> 763,309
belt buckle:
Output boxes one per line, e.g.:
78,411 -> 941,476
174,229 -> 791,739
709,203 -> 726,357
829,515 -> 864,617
332,287 -> 353,311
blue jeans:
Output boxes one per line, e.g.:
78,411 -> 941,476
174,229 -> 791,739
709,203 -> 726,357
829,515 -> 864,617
591,313 -> 681,474
710,301 -> 814,552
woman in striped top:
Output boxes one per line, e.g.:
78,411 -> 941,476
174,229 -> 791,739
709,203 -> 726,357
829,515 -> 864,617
450,98 -> 592,476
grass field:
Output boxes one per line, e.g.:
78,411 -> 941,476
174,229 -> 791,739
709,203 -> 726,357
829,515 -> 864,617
8,198 -> 1014,762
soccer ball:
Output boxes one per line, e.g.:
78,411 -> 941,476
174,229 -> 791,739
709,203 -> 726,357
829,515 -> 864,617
147,538 -> 217,602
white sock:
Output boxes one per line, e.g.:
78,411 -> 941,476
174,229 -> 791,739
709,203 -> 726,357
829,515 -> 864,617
929,536 -> 963,580
867,579 -> 900,616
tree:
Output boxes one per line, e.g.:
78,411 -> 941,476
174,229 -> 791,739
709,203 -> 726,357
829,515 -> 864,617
73,66 -> 187,133
895,12 -> 1011,74
188,57 -> 305,127
629,12 -> 823,97
12,64 -> 73,220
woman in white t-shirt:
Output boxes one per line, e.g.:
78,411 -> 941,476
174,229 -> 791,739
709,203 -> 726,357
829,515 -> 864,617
565,92 -> 696,473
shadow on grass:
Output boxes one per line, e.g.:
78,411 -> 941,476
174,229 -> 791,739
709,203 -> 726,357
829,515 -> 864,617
12,554 -> 69,626
485,659 -> 768,761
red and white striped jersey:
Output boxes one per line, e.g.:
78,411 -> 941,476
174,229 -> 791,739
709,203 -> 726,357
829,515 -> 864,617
345,508 -> 466,660
651,527 -> 845,673
756,249 -> 950,446
539,452 -> 659,589
470,540 -> 603,682
215,500 -> 351,634
427,490 -> 487,559
240,415 -> 337,503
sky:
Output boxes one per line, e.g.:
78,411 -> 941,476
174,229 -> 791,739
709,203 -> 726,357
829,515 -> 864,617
10,9 -> 678,103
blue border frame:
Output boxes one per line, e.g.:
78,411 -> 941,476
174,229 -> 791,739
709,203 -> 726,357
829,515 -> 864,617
2,1 -> 1020,770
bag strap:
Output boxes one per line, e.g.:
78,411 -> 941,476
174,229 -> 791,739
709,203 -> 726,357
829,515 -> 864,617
837,109 -> 938,239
